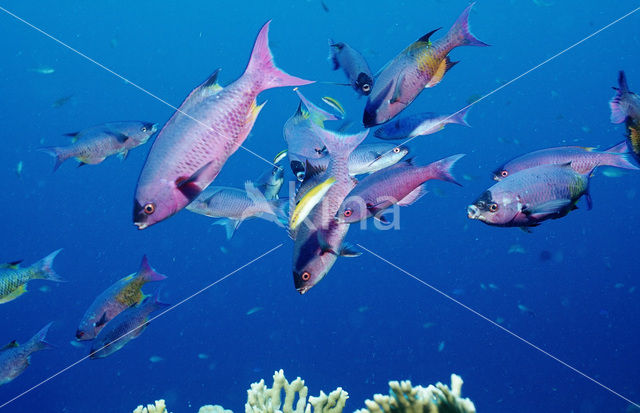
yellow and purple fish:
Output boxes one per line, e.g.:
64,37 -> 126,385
76,256 -> 166,341
337,155 -> 464,223
329,39 -> 374,96
134,22 -> 313,230
89,291 -> 170,359
292,125 -> 368,294
41,121 -> 157,171
610,71 -> 640,163
467,164 -> 590,230
0,323 -> 52,385
363,3 -> 487,127
0,250 -> 64,304
373,107 -> 470,140
492,141 -> 638,180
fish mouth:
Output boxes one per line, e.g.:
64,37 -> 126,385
150,123 -> 159,133
133,200 -> 150,230
296,286 -> 310,295
467,204 -> 481,219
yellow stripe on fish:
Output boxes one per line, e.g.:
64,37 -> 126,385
289,177 -> 336,230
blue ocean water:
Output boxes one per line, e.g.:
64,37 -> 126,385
1,0 -> 639,412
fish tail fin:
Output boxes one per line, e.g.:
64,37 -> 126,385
601,141 -> 640,170
610,71 -> 629,124
28,322 -> 54,353
137,255 -> 168,283
420,154 -> 465,186
213,218 -> 241,240
295,89 -> 339,123
32,249 -> 65,282
245,21 -> 314,91
328,39 -> 340,70
312,124 -> 369,160
149,289 -> 171,312
451,106 -> 471,127
39,147 -> 70,172
445,2 -> 489,49
270,198 -> 290,227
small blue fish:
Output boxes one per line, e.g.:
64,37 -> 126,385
329,40 -> 374,96
373,108 -> 470,140
0,323 -> 52,385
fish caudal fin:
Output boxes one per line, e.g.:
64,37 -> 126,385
610,71 -> 629,124
602,140 -> 640,170
312,124 -> 369,160
214,218 -> 242,240
420,154 -> 466,186
605,140 -> 629,153
138,255 -> 168,282
450,106 -> 471,127
32,249 -> 65,282
39,147 -> 71,172
328,39 -> 340,70
245,21 -> 314,91
445,2 -> 489,49
27,322 -> 54,353
295,89 -> 339,123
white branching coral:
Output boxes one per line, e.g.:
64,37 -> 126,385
245,369 -> 348,413
355,374 -> 475,413
199,405 -> 233,413
132,399 -> 169,413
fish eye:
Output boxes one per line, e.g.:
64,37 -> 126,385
301,271 -> 311,281
343,209 -> 353,217
393,147 -> 400,153
500,170 -> 508,178
488,203 -> 499,212
362,84 -> 371,92
143,203 -> 155,215
141,126 -> 147,132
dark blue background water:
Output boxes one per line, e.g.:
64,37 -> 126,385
1,1 -> 639,412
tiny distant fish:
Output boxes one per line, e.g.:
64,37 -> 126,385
76,256 -> 167,341
134,22 -> 313,230
337,155 -> 463,223
437,341 -> 445,352
246,307 -> 263,315
51,95 -> 73,108
40,121 -> 157,171
508,244 -> 526,254
363,3 -> 488,127
373,108 -> 470,140
90,292 -> 170,359
517,304 -> 535,316
0,323 -> 52,386
329,40 -> 374,96
149,355 -> 164,363
320,0 -> 329,12
0,250 -> 64,304
186,183 -> 288,239
321,97 -> 345,117
601,168 -> 627,178
468,164 -> 590,230
15,161 -> 23,179
28,66 -> 55,75
492,141 -> 638,180
198,353 -> 210,359
69,340 -> 84,348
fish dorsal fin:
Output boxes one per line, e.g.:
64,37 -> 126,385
0,340 -> 19,351
417,28 -> 441,45
304,159 -> 326,180
0,260 -> 22,269
295,101 -> 309,119
201,68 -> 222,90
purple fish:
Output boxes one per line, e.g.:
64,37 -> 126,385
134,21 -> 314,229
363,3 -> 487,127
329,39 -> 374,96
373,108 -> 470,140
467,164 -> 590,229
90,291 -> 170,359
76,256 -> 166,341
41,121 -> 157,171
492,141 -> 638,180
337,155 -> 464,223
0,323 -> 52,386
292,125 -> 368,294
610,71 -> 640,124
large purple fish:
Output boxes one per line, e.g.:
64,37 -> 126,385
467,164 -> 590,230
292,125 -> 368,294
0,323 -> 52,386
76,256 -> 166,341
610,71 -> 640,163
337,155 -> 463,223
134,21 -> 313,229
492,141 -> 638,181
363,3 -> 487,127
329,39 -> 374,96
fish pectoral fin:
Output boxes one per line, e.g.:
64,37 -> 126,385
95,312 -> 109,328
397,185 -> 428,206
523,199 -> 573,219
176,161 -> 218,201
425,57 -> 457,88
245,100 -> 267,129
317,232 -> 338,256
0,340 -> 19,351
118,150 -> 129,161
213,218 -> 241,240
390,75 -> 405,104
339,243 -> 362,257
